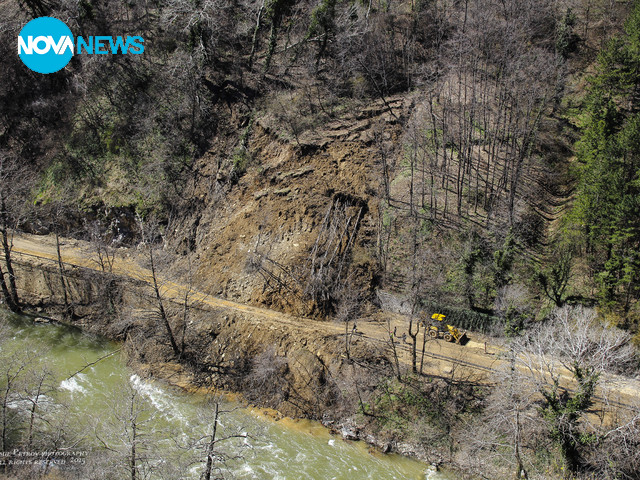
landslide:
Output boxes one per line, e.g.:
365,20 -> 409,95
174,95 -> 408,316
8,231 -> 640,475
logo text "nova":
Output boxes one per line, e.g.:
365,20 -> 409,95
18,35 -> 144,55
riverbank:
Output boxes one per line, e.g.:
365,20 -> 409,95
3,233 -> 485,476
0,310 -> 440,479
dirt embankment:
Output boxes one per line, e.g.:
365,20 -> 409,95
4,97 -> 640,470
8,233 -> 640,411
6,232 -> 484,397
5,233 -> 376,413
0,233 -> 478,470
171,95 -> 408,315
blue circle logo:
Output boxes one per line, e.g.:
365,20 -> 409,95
18,17 -> 74,74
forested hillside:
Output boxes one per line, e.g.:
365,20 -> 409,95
2,1 -> 640,479
2,0 -> 638,334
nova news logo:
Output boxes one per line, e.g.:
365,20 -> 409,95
18,16 -> 144,74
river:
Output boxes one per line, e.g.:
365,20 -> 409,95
0,311 -> 448,479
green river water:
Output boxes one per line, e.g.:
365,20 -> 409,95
0,311 -> 448,480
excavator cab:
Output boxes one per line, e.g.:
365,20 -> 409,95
426,313 -> 468,344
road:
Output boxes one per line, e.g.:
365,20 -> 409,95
4,232 -> 640,414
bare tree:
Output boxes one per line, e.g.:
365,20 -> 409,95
20,365 -> 56,451
0,151 -> 32,313
303,194 -> 365,315
88,219 -> 117,274
94,378 -> 156,480
516,306 -> 637,477
173,256 -> 208,361
36,199 -> 78,318
0,350 -> 30,452
160,393 -> 251,480
589,404 -> 640,480
244,345 -> 289,408
196,399 -> 248,480
136,214 -> 180,357
471,345 -> 538,480
333,276 -> 362,362
386,317 -> 402,382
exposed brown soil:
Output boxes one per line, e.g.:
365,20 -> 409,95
172,95 -> 409,315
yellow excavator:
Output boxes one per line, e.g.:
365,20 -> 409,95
426,313 -> 467,344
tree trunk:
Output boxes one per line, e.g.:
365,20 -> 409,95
387,321 -> 402,381
130,402 -> 137,480
0,262 -> 18,312
408,316 -> 419,374
27,375 -> 46,450
201,402 -> 219,480
149,248 -> 180,356
419,328 -> 428,374
0,225 -> 19,310
55,233 -> 70,316
344,319 -> 350,361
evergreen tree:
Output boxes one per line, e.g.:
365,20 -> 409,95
572,2 -> 640,314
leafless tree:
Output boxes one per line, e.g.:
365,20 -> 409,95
88,219 -> 117,274
178,263 -> 194,360
333,275 -> 362,362
386,317 -> 402,382
467,344 -> 539,480
303,194 -> 365,315
589,404 -> 640,480
515,306 -> 637,477
244,345 -> 289,408
93,378 -> 156,480
136,214 -> 180,357
494,283 -> 533,336
35,199 -> 78,318
0,151 -> 33,313
195,399 -> 248,480
20,365 -> 56,451
0,349 -> 30,452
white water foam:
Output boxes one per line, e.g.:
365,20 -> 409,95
60,374 -> 86,393
424,467 -> 441,479
129,374 -> 188,423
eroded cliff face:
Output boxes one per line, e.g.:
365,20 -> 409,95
171,96 -> 409,317
173,308 -> 351,418
4,94 -> 410,420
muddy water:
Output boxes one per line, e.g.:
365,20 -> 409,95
0,311 -> 448,479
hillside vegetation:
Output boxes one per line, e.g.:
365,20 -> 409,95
2,0 -> 640,479
2,0 -> 639,333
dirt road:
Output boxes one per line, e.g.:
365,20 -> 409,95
5,232 -> 640,413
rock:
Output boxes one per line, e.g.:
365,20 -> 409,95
254,189 -> 269,199
340,419 -> 359,441
365,434 -> 393,453
291,166 -> 314,178
273,187 -> 291,196
321,414 -> 334,428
